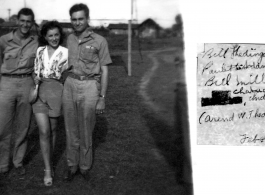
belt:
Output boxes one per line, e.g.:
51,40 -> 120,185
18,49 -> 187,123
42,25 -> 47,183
68,73 -> 95,81
1,74 -> 32,78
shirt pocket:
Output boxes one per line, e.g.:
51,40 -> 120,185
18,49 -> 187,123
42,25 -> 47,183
4,52 -> 18,70
4,52 -> 17,60
80,47 -> 98,65
27,53 -> 36,68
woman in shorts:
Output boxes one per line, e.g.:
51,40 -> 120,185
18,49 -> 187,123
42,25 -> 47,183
32,20 -> 68,186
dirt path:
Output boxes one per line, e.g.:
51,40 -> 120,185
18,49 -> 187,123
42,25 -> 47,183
139,48 -> 177,109
138,47 -> 192,188
139,47 -> 185,124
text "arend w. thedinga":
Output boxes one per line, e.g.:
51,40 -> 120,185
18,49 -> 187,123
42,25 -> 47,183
199,108 -> 265,124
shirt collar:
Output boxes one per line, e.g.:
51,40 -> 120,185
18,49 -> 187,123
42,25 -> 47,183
75,27 -> 95,40
7,29 -> 35,42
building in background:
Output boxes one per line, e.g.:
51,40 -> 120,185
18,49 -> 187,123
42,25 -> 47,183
108,23 -> 139,36
59,22 -> 73,34
138,18 -> 162,38
108,18 -> 162,38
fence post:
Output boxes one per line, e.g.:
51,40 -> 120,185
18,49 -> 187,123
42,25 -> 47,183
128,19 -> 132,76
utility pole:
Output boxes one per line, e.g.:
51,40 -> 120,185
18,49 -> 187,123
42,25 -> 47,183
8,9 -> 11,21
24,0 -> 27,7
128,0 -> 133,76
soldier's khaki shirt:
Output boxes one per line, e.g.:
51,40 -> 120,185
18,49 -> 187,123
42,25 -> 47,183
67,28 -> 112,80
0,30 -> 38,75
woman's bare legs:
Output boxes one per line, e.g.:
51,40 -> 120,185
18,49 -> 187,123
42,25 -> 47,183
35,113 -> 58,185
35,113 -> 51,172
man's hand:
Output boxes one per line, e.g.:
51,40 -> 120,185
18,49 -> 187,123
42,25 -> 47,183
34,76 -> 42,85
96,98 -> 105,114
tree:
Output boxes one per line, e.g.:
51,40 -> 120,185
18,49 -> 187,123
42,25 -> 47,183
171,14 -> 183,37
9,14 -> 17,22
175,14 -> 183,26
0,18 -> 5,24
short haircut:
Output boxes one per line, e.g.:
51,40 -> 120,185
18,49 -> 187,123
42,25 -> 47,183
17,8 -> 35,21
39,20 -> 65,46
69,3 -> 89,18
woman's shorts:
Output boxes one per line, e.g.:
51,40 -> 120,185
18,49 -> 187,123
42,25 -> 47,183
32,78 -> 63,117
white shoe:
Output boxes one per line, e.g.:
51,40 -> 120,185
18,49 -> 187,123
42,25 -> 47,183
44,169 -> 53,186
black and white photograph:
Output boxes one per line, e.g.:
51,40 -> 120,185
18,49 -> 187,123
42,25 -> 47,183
0,0 -> 191,195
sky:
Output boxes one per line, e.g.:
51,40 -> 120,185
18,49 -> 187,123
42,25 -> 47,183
0,0 -> 180,28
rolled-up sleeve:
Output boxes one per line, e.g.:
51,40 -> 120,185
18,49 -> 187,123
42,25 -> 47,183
99,39 -> 112,66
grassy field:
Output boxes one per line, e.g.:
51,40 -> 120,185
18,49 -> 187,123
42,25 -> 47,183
0,31 -> 192,195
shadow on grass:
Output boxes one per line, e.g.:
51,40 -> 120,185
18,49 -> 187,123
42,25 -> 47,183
93,115 -> 109,153
24,119 -> 40,166
174,83 -> 193,194
53,116 -> 66,168
110,55 -> 128,73
143,83 -> 193,195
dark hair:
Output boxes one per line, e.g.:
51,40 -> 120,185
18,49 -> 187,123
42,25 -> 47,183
17,8 -> 35,21
69,3 -> 89,18
39,20 -> 65,46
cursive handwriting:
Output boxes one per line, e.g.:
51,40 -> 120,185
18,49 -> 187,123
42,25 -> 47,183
201,61 -> 213,75
201,61 -> 265,75
207,62 -> 235,75
240,134 -> 265,144
231,45 -> 265,64
233,86 -> 265,95
237,108 -> 265,119
199,112 -> 234,124
204,73 -> 231,86
202,47 -> 229,59
235,60 -> 265,71
253,108 -> 265,118
236,73 -> 265,86
237,110 -> 254,119
249,93 -> 265,101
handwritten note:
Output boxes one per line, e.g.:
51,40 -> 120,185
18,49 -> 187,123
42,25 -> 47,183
197,43 -> 265,145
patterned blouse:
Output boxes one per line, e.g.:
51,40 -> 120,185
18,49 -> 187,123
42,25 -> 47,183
34,46 -> 68,80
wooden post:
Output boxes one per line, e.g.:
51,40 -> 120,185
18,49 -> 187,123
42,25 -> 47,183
128,19 -> 132,76
127,0 -> 133,76
8,9 -> 11,21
